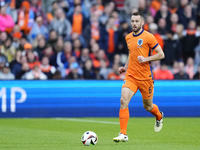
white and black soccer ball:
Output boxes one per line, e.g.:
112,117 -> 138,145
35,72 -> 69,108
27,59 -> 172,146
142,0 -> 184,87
81,131 -> 98,146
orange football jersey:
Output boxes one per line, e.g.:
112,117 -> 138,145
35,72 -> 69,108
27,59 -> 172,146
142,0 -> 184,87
125,29 -> 159,80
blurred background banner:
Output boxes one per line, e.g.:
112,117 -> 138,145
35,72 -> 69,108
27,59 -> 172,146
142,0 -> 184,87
0,80 -> 200,118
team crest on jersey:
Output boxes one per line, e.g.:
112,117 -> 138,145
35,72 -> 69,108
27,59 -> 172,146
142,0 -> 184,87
123,80 -> 126,85
137,39 -> 143,46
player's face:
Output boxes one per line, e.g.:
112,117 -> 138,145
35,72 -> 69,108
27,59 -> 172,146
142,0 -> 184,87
131,15 -> 144,33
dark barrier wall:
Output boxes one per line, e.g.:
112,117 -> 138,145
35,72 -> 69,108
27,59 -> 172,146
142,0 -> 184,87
0,80 -> 200,118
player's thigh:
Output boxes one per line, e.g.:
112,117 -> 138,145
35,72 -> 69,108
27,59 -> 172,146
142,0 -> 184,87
139,79 -> 154,106
121,87 -> 135,102
121,75 -> 138,101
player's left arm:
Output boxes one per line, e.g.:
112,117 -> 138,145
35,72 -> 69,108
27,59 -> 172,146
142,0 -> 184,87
137,46 -> 165,63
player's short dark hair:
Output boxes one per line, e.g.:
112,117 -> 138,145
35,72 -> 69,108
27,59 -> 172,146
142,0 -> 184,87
132,12 -> 144,19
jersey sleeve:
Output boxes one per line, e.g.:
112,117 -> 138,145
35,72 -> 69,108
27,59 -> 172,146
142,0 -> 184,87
148,33 -> 159,50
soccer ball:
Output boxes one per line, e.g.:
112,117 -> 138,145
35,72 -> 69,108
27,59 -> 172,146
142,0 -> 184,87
81,131 -> 98,146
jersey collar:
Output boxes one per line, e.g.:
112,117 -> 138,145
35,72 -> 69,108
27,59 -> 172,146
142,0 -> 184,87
132,29 -> 144,37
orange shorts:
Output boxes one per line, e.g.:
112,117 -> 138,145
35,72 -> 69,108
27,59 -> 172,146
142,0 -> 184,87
122,75 -> 154,99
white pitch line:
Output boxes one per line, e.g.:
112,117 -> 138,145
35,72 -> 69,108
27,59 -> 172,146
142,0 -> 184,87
55,118 -> 119,125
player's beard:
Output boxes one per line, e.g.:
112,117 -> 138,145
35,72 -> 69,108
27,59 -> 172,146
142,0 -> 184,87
133,23 -> 142,33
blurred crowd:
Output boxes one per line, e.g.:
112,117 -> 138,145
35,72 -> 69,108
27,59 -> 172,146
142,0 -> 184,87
0,0 -> 200,80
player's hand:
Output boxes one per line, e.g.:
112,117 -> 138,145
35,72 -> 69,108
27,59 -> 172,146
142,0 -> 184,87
137,56 -> 147,63
118,67 -> 127,74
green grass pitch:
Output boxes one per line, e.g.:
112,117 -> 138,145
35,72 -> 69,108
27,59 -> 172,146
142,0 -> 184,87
0,117 -> 199,150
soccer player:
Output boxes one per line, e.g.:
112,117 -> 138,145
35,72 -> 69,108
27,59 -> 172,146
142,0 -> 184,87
113,12 -> 165,142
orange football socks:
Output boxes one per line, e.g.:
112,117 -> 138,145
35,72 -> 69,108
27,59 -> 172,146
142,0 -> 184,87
119,107 -> 129,135
150,104 -> 162,120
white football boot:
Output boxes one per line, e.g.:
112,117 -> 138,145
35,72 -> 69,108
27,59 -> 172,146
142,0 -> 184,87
113,133 -> 128,142
154,111 -> 164,132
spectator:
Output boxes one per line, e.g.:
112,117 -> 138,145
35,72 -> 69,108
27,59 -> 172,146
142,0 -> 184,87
1,35 -> 16,62
154,63 -> 174,80
152,60 -> 161,75
190,0 -> 199,14
30,0 -> 47,25
79,48 -> 90,67
16,61 -> 30,79
27,51 -> 40,69
12,55 -> 26,77
193,65 -> 200,79
99,17 -> 119,62
178,4 -> 196,29
143,15 -> 154,31
172,61 -> 180,74
12,32 -> 22,49
111,11 -> 121,28
162,30 -> 182,66
90,0 -> 104,18
0,2 -> 14,32
0,31 -> 8,44
73,38 -> 82,58
185,57 -> 196,79
168,0 -> 178,14
46,0 -> 59,22
52,70 -> 62,80
67,0 -> 90,19
12,25 -> 21,33
170,13 -> 179,33
124,0 -> 139,15
150,0 -> 162,12
138,0 -> 149,17
113,54 -> 122,66
177,0 -> 189,15
6,0 -> 18,23
56,41 -> 75,69
22,42 -> 39,59
47,30 -> 58,49
0,62 -> 15,80
52,36 -> 64,67
98,3 -> 113,27
107,63 -> 125,80
39,44 -> 55,66
149,23 -> 164,54
174,61 -> 189,79
176,24 -> 184,38
66,62 -> 82,79
68,5 -> 90,36
194,41 -> 200,65
82,14 -> 99,47
157,18 -> 168,38
10,50 -> 22,71
40,56 -> 56,79
49,8 -> 71,40
99,58 -> 112,79
71,32 -> 87,48
41,0 -> 55,13
18,1 -> 35,35
154,4 -> 171,25
28,16 -> 49,43
91,49 -> 109,68
181,20 -> 200,62
83,59 -> 96,79
18,34 -> 28,51
118,21 -> 131,64
22,64 -> 47,80
0,54 -> 8,72
34,36 -> 46,56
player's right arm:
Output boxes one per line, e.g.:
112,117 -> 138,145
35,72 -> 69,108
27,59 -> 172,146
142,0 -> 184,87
119,56 -> 129,74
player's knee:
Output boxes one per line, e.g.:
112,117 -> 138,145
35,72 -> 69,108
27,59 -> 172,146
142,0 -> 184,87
120,97 -> 128,107
143,104 -> 152,112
